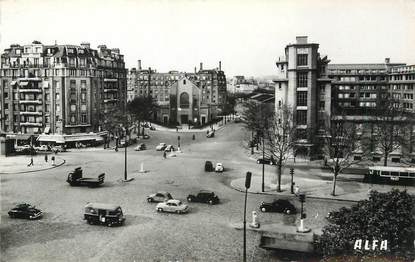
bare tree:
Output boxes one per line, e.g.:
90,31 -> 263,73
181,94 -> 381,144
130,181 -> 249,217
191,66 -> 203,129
321,112 -> 367,196
263,104 -> 297,192
371,98 -> 410,166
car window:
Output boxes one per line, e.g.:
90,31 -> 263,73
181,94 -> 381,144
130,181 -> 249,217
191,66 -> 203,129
156,193 -> 163,197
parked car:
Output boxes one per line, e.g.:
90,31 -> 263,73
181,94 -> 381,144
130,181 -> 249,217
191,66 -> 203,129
149,126 -> 156,131
206,130 -> 215,138
156,143 -> 167,151
204,161 -> 213,172
156,199 -> 189,214
84,203 -> 125,227
259,199 -> 296,214
215,163 -> 224,172
256,157 -> 276,165
187,190 -> 220,205
51,145 -> 66,153
134,143 -> 146,151
66,167 -> 105,187
15,145 -> 36,155
164,145 -> 175,152
8,203 -> 43,219
147,191 -> 173,203
34,145 -> 49,152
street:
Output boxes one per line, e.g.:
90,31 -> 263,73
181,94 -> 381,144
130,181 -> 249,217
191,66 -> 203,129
1,122 -> 350,262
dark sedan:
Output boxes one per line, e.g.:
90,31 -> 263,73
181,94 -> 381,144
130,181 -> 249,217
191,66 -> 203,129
259,199 -> 296,214
256,157 -> 276,165
8,203 -> 43,219
187,190 -> 220,205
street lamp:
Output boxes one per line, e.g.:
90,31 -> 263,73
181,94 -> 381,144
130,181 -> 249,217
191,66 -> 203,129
261,135 -> 265,192
243,171 -> 252,262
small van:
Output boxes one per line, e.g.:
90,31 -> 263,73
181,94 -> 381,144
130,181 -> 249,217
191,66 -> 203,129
84,203 -> 125,227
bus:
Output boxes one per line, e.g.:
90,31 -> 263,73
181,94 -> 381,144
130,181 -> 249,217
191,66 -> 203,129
365,166 -> 415,185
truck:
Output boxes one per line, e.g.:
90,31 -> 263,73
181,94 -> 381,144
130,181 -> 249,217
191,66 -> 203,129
66,167 -> 105,187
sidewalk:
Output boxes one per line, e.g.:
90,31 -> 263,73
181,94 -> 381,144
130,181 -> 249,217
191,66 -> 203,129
0,154 -> 65,174
230,173 -> 414,202
149,116 -> 234,133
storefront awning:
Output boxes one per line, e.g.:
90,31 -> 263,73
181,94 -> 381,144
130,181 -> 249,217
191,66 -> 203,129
37,134 -> 65,144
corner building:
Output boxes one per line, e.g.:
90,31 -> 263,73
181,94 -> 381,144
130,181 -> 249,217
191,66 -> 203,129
0,41 -> 127,135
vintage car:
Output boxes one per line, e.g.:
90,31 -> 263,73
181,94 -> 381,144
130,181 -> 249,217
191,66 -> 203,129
259,199 -> 297,214
51,145 -> 66,153
156,143 -> 167,151
156,199 -> 189,214
84,203 -> 125,227
147,191 -> 173,203
67,167 -> 105,187
8,203 -> 43,220
206,130 -> 215,138
164,145 -> 175,152
215,163 -> 224,172
187,190 -> 220,205
204,161 -> 214,172
256,157 -> 276,165
134,143 -> 146,151
34,145 -> 49,152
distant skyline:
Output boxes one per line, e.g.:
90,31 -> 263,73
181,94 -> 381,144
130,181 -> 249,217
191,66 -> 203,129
1,0 -> 414,77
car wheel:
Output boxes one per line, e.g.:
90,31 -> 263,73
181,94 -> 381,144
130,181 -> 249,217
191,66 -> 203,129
176,210 -> 181,214
208,200 -> 214,205
187,197 -> 192,202
147,198 -> 153,203
256,160 -> 260,164
107,222 -> 112,227
157,208 -> 163,212
261,207 -> 266,212
285,209 -> 291,215
88,220 -> 94,225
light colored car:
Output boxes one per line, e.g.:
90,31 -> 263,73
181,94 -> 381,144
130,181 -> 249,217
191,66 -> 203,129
134,143 -> 146,151
156,199 -> 189,214
164,145 -> 174,152
215,163 -> 224,172
35,145 -> 49,152
147,191 -> 173,203
156,143 -> 167,151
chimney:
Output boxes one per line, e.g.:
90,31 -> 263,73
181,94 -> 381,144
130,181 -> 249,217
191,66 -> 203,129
219,61 -> 222,71
296,36 -> 308,44
200,62 -> 203,71
138,60 -> 142,70
80,42 -> 90,49
385,58 -> 390,64
194,66 -> 197,73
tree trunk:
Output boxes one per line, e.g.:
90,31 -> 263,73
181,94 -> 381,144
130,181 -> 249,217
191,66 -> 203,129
277,161 -> 282,192
331,170 -> 338,196
383,152 -> 388,166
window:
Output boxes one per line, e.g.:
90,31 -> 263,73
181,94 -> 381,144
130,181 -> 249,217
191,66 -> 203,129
70,115 -> 76,124
296,91 -> 307,106
319,101 -> 325,110
179,92 -> 189,108
81,92 -> 86,102
81,114 -> 87,123
70,105 -> 76,112
296,110 -> 307,125
297,72 -> 308,87
297,54 -> 308,66
81,104 -> 86,111
4,103 -> 8,110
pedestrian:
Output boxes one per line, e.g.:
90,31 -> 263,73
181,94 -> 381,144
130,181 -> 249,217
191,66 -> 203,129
27,157 -> 34,167
176,127 -> 178,132
51,156 -> 55,166
163,151 -> 167,159
44,154 -> 48,163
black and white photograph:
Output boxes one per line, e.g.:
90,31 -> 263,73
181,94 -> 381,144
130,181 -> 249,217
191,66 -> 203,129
0,0 -> 414,261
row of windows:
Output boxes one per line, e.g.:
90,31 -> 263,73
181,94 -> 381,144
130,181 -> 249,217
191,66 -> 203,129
1,68 -> 126,79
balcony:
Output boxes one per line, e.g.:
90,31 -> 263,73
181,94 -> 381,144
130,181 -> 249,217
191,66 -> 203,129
20,122 -> 43,127
20,111 -> 43,116
104,78 -> 118,82
18,89 -> 42,93
103,98 -> 119,103
103,89 -> 118,92
19,100 -> 42,104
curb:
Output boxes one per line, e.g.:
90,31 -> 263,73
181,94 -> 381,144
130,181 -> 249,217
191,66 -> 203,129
0,159 -> 66,175
229,180 -> 359,203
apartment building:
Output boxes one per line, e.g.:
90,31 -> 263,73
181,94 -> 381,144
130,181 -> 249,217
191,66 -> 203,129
0,41 -> 127,137
127,61 -> 227,125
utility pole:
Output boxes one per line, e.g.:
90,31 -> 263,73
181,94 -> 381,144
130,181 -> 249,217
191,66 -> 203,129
290,168 -> 295,194
262,135 -> 265,192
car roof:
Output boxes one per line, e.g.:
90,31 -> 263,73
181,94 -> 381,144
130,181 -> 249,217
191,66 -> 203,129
199,190 -> 213,194
166,199 -> 181,204
85,203 -> 121,210
216,163 -> 223,165
156,191 -> 171,195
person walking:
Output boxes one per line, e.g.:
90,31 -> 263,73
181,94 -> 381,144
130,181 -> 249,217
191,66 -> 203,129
163,150 -> 167,159
27,157 -> 34,167
44,154 -> 48,163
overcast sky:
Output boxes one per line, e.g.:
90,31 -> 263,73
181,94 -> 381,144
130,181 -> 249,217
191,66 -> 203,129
1,0 -> 414,77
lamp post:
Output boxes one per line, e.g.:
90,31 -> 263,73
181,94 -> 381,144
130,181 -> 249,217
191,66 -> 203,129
243,171 -> 252,262
261,135 -> 265,192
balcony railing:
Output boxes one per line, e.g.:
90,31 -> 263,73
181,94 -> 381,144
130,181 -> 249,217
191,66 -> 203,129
19,100 -> 42,104
20,122 -> 43,127
19,111 -> 43,115
18,89 -> 42,93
